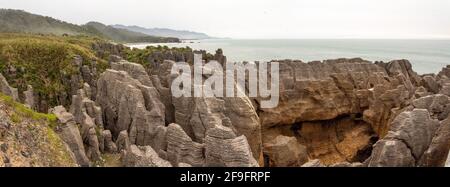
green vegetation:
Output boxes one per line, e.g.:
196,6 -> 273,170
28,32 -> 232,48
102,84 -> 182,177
84,22 -> 180,43
0,93 -> 76,166
0,9 -> 179,43
126,45 -> 214,70
0,93 -> 56,124
0,33 -> 109,107
45,125 -> 75,166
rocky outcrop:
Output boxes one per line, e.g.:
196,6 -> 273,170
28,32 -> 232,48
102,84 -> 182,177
377,59 -> 421,86
163,59 -> 263,164
122,145 -> 172,167
69,88 -> 101,161
412,94 -> 450,120
102,130 -> 117,153
166,123 -> 205,167
50,106 -> 89,166
5,40 -> 450,168
422,75 -> 440,94
204,125 -> 259,167
367,109 -> 439,166
116,130 -> 131,152
0,101 -> 76,167
0,73 -> 19,101
96,60 -> 165,145
23,85 -> 35,109
367,139 -> 415,167
256,59 -> 417,166
419,116 -> 450,166
145,48 -> 225,75
263,135 -> 308,167
438,65 -> 450,79
91,42 -> 127,61
258,59 -> 414,135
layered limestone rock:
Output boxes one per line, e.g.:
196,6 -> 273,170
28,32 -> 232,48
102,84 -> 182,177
367,109 -> 439,167
23,85 -> 35,109
4,46 -> 448,167
165,123 -> 259,167
146,48 -> 226,75
163,59 -> 263,164
412,94 -> 450,120
204,125 -> 259,167
256,59 -> 418,166
367,139 -> 415,167
122,145 -> 172,167
438,65 -> 450,79
263,116 -> 377,165
102,130 -> 118,153
166,123 -> 205,167
263,135 -> 308,167
422,75 -> 440,94
377,59 -> 421,86
96,60 -> 165,146
116,130 -> 131,152
144,58 -> 262,164
258,59 -> 415,135
49,106 -> 90,166
419,116 -> 450,166
69,87 -> 101,161
0,73 -> 19,101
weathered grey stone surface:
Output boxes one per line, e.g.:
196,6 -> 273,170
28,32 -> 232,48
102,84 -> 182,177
116,130 -> 131,152
122,145 -> 172,167
204,125 -> 259,167
85,128 -> 101,161
415,86 -> 430,98
385,109 -> 439,159
166,62 -> 263,163
418,116 -> 450,166
223,93 -> 262,163
102,130 -> 117,153
23,85 -> 35,109
0,73 -> 19,101
368,139 -> 415,167
263,135 -> 308,167
111,60 -> 154,87
79,112 -> 100,161
412,94 -> 450,120
96,62 -> 165,145
166,123 -> 205,167
368,109 -> 439,167
49,106 -> 89,166
422,75 -> 440,94
258,59 -> 415,138
152,125 -> 168,154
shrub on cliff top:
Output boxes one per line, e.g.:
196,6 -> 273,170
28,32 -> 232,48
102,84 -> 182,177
125,45 -> 214,70
0,33 -> 108,107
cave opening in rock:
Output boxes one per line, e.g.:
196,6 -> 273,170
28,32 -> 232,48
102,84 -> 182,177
263,113 -> 379,166
292,114 -> 378,165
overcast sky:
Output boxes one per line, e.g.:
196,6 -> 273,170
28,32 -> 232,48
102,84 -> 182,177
1,0 -> 449,39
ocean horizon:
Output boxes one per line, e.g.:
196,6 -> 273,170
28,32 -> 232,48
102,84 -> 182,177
128,39 -> 450,74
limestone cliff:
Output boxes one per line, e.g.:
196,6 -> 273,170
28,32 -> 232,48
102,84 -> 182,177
1,37 -> 449,167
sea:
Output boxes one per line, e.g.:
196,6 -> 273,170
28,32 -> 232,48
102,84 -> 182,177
127,39 -> 450,74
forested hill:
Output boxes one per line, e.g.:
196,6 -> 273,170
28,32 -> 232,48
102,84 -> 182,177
0,9 -> 180,43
